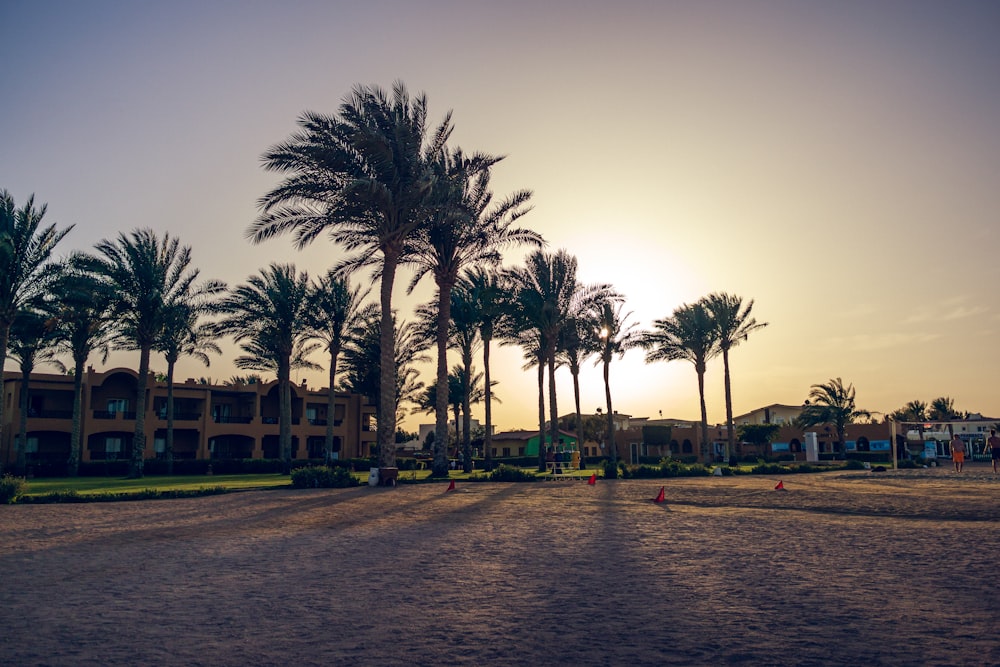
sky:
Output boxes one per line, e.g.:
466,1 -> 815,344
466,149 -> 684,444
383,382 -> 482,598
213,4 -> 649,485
2,0 -> 999,432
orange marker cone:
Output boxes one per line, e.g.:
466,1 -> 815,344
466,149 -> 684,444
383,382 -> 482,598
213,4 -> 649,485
774,480 -> 785,490
654,486 -> 665,503
587,473 -> 597,485
447,480 -> 456,492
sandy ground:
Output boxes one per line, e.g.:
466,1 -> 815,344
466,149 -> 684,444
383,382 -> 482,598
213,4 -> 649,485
1,464 -> 999,666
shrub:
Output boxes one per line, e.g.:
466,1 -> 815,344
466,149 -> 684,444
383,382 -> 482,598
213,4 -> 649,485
290,465 -> 359,489
1,474 -> 27,504
488,464 -> 538,483
603,459 -> 619,479
844,459 -> 868,470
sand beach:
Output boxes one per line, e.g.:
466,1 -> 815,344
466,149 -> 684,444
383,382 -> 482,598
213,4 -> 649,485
1,465 -> 998,666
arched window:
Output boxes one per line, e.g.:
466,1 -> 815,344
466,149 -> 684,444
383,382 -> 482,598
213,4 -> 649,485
682,439 -> 693,454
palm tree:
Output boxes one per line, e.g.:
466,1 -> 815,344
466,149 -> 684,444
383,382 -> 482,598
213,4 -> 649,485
405,148 -> 538,476
704,293 -> 768,462
8,307 -> 65,475
48,262 -> 116,476
796,377 -> 871,459
306,270 -> 375,464
462,267 -> 511,471
156,304 -> 220,474
0,190 -> 72,474
342,311 -> 431,456
593,299 -> 640,469
558,285 -> 619,470
509,250 -> 583,470
87,229 -> 219,478
928,396 -> 957,421
213,264 -> 312,474
640,301 -> 721,462
250,81 -> 451,470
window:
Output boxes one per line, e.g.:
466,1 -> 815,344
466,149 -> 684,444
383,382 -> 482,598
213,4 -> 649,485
154,437 -> 166,454
107,399 -> 128,414
106,437 -> 123,457
502,447 -> 511,457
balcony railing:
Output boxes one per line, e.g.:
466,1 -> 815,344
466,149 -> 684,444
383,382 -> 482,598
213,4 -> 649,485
28,409 -> 74,419
157,412 -> 202,421
213,415 -> 252,424
93,411 -> 136,420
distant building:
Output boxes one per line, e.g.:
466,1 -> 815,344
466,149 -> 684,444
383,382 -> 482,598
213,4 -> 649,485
1,367 -> 377,472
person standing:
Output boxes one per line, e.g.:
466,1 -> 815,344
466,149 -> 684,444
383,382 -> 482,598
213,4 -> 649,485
987,429 -> 1000,475
950,434 -> 966,473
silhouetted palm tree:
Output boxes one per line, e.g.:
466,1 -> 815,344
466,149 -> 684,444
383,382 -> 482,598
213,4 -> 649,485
928,396 -> 957,421
509,250 -> 582,470
157,303 -> 220,474
8,307 -> 64,475
250,82 -> 451,469
462,267 -> 511,470
0,190 -> 72,474
48,261 -> 116,476
307,271 -> 375,463
213,264 -> 313,474
87,229 -> 219,478
593,299 -> 640,469
796,377 -> 870,458
341,309 -> 431,443
406,148 -> 538,476
641,301 -> 720,461
704,293 -> 768,461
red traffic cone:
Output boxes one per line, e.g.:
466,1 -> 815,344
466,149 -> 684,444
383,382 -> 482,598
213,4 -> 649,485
446,480 -> 456,492
587,473 -> 597,485
774,480 -> 785,490
654,486 -> 665,503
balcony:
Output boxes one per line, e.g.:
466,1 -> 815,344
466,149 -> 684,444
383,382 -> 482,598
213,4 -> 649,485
213,415 -> 253,424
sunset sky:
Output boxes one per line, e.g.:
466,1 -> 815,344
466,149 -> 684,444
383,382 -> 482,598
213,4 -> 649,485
3,1 -> 999,432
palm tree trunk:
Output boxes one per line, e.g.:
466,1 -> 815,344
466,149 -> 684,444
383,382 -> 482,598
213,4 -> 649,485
572,369 -> 585,470
722,347 -> 735,462
0,324 -> 10,476
483,335 -> 494,470
377,250 -> 400,469
604,359 -> 615,466
547,346 -> 559,460
462,348 -> 473,473
131,346 -> 151,478
16,367 -> 31,476
68,355 -> 85,476
432,282 -> 452,478
165,359 -> 176,475
696,365 -> 710,463
536,354 -> 546,472
278,357 -> 292,474
325,349 -> 338,464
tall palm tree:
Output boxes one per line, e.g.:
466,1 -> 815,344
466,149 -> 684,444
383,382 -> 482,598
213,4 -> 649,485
593,298 -> 640,469
0,190 -> 72,474
250,81 -> 451,470
405,148 -> 538,476
509,250 -> 582,470
156,304 -> 220,474
87,229 -> 219,478
306,270 -> 375,464
8,307 -> 65,474
704,293 -> 768,462
213,264 -> 312,474
462,267 -> 511,471
48,262 -> 116,476
558,284 -> 619,470
640,301 -> 721,462
796,377 -> 870,458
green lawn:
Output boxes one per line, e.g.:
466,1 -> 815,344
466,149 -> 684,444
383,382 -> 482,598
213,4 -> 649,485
20,465 -> 599,497
23,474 -> 294,497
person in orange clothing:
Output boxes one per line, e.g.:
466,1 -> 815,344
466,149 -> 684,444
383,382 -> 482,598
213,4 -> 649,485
950,433 -> 966,473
